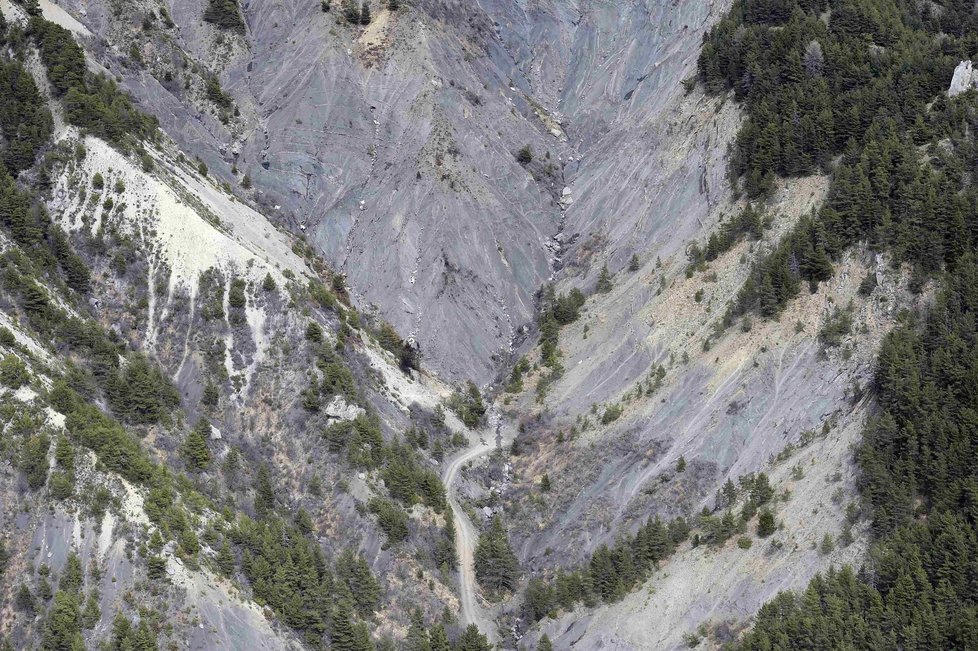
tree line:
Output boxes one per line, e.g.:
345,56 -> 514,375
696,0 -> 978,646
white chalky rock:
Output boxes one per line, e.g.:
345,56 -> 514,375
949,61 -> 978,96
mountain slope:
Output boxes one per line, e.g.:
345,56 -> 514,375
45,0 -> 741,386
7,0 -> 978,650
0,3 -> 491,648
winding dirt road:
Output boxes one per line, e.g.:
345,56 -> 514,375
442,409 -> 508,642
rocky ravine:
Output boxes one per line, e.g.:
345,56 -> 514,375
18,0 -> 919,649
48,0 -> 735,386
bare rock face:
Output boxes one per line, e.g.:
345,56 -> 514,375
25,1 -> 904,648
948,60 -> 978,96
51,0 -> 736,385
324,396 -> 366,421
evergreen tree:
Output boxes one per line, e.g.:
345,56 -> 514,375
404,610 -> 431,651
456,624 -> 492,651
21,431 -> 49,490
474,516 -> 519,594
434,510 -> 458,569
41,591 -> 83,651
329,600 -> 359,651
16,584 -> 35,613
429,624 -> 451,651
202,381 -> 219,407
60,553 -> 83,594
182,419 -> 212,471
254,465 -> 275,517
342,0 -> 360,23
203,0 -> 245,32
819,533 -> 835,555
336,549 -> 380,616
80,592 -> 100,629
216,541 -> 235,576
306,321 -> 324,342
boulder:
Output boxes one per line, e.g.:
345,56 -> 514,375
323,396 -> 366,421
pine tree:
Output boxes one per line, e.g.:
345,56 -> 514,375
254,465 -> 275,517
81,592 -> 100,629
60,553 -> 83,594
182,419 -> 212,471
750,473 -> 773,506
589,544 -> 623,601
404,610 -> 431,651
457,624 -> 492,651
429,624 -> 451,651
336,549 -> 380,616
41,590 -> 83,651
538,633 -> 554,651
352,621 -> 374,651
204,0 -> 245,32
306,321 -> 324,342
132,620 -> 158,650
223,447 -> 240,487
342,0 -> 360,22
180,527 -> 200,560
359,1 -> 371,24
329,600 -> 359,650
524,577 -> 555,621
202,381 -> 219,407
16,584 -> 34,613
435,510 -> 458,569
757,508 -> 776,537
474,516 -> 519,594
217,541 -> 235,576
819,533 -> 835,555
628,254 -> 640,272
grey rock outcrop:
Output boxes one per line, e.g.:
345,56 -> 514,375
949,60 -> 978,96
324,395 -> 366,421
51,0 -> 734,385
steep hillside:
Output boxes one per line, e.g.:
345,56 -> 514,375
0,3 -> 494,649
481,0 -> 978,647
41,0 -> 740,386
5,0 -> 978,650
